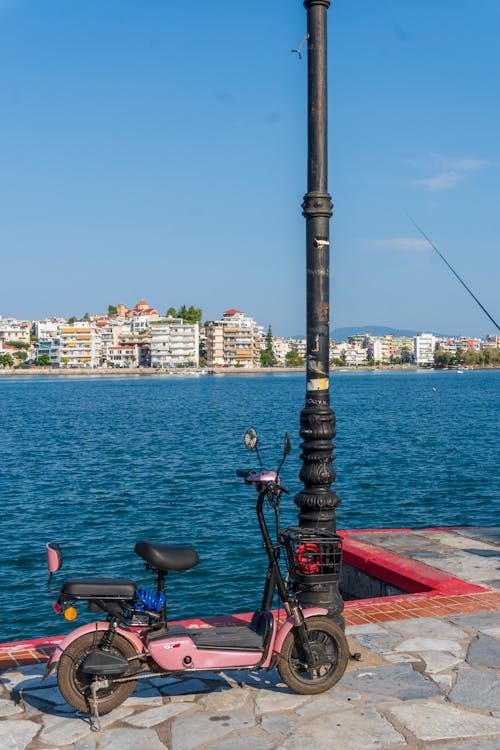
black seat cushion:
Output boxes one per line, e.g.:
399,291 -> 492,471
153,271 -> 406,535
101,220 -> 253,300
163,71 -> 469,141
135,540 -> 199,572
62,578 -> 136,599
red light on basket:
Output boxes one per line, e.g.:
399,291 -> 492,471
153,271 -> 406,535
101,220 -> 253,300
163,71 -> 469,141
296,543 -> 320,574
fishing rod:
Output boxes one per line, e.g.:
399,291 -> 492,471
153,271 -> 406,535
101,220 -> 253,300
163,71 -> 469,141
407,214 -> 500,333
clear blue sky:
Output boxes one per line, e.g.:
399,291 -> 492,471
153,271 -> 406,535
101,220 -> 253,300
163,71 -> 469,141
1,0 -> 499,337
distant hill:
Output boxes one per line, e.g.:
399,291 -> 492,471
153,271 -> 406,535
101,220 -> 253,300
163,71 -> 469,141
331,325 -> 451,341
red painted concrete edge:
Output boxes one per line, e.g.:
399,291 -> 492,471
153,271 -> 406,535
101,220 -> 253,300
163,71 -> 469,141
341,535 -> 488,596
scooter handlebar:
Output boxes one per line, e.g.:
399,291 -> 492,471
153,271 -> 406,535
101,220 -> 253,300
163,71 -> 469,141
236,469 -> 256,478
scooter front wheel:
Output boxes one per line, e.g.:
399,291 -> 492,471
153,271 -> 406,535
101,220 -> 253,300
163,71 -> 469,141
278,616 -> 348,695
58,632 -> 141,713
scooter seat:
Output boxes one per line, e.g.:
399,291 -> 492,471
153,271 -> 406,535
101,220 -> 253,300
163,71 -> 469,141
135,539 -> 199,572
62,578 -> 136,599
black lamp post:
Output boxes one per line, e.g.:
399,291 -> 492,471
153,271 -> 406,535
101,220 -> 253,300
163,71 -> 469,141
294,0 -> 344,625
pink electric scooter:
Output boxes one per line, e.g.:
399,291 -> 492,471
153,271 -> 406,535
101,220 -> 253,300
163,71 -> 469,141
44,429 -> 348,727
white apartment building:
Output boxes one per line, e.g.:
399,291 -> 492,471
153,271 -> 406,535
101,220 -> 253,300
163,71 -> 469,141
345,346 -> 368,366
150,318 -> 199,368
436,338 -> 458,355
94,318 -> 131,366
106,344 -> 139,368
366,335 -> 414,363
330,341 -> 348,361
485,335 -> 500,349
0,317 -> 31,346
56,322 -> 99,368
205,309 -> 263,368
414,333 -> 437,366
34,320 -> 62,341
272,336 -> 292,365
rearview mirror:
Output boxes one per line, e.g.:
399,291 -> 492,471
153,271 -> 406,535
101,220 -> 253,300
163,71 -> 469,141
284,433 -> 291,456
244,428 -> 258,451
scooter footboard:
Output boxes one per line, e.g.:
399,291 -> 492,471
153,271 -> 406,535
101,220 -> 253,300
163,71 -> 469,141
272,607 -> 329,655
44,622 -> 145,677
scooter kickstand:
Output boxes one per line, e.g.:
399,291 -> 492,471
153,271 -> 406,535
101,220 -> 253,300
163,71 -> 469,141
89,679 -> 108,732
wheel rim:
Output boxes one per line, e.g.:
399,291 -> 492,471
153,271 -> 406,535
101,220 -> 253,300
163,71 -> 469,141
290,629 -> 339,682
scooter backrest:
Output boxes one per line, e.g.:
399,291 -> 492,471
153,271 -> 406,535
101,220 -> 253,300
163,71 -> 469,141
46,542 -> 63,573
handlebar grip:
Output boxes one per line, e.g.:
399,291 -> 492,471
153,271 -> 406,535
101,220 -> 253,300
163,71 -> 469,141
236,469 -> 254,478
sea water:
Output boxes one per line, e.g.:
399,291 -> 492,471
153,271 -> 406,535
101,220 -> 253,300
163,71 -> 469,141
0,370 -> 498,641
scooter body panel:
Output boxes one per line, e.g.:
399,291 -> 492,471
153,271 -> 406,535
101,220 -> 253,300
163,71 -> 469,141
46,622 -> 145,675
148,634 -> 263,671
272,607 -> 329,656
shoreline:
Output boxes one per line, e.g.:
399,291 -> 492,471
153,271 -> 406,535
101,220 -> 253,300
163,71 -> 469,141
0,364 -> 499,377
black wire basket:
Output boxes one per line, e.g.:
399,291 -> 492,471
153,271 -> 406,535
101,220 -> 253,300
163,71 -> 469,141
280,527 -> 343,584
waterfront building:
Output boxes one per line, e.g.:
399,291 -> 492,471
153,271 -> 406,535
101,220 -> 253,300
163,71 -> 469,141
150,317 -> 199,368
456,336 -> 482,352
94,318 -> 130,367
205,322 -> 225,367
347,333 -> 370,349
57,321 -> 99,368
34,320 -> 62,365
106,344 -> 139,368
290,338 -> 307,359
485,334 -> 500,349
118,330 -> 151,367
0,317 -> 31,346
367,335 -> 414,363
436,338 -> 458,355
414,333 -> 437,366
205,310 -> 263,368
34,320 -> 62,341
344,346 -> 368,366
35,338 -> 60,366
330,341 -> 347,362
272,336 -> 292,365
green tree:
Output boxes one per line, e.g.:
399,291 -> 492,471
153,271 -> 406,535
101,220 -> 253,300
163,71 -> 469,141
260,325 -> 277,367
68,316 -> 77,325
401,346 -> 412,364
0,353 -> 15,367
434,350 -> 453,368
175,305 -> 202,324
166,307 -> 177,317
14,350 -> 27,362
35,354 -> 51,366
82,312 -> 91,322
6,340 -> 29,350
483,346 -> 500,365
285,349 -> 305,367
108,305 -> 118,316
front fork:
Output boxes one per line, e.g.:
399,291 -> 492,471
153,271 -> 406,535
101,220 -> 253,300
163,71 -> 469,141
289,603 -> 316,671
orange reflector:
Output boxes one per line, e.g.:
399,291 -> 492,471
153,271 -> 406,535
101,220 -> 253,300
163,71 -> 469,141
64,606 -> 78,621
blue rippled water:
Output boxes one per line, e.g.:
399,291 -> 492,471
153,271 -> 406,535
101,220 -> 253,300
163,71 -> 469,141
0,370 -> 498,641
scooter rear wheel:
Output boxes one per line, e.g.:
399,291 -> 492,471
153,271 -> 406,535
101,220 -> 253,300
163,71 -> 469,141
58,632 -> 141,713
278,616 -> 348,695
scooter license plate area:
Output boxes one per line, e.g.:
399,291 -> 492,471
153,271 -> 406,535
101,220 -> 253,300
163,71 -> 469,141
148,635 -> 262,671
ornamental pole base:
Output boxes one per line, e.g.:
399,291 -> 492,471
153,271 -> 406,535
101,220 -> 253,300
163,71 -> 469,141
294,400 -> 345,627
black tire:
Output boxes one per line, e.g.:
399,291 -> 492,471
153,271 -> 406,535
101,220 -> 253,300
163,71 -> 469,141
277,616 -> 349,695
57,631 -> 141,713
